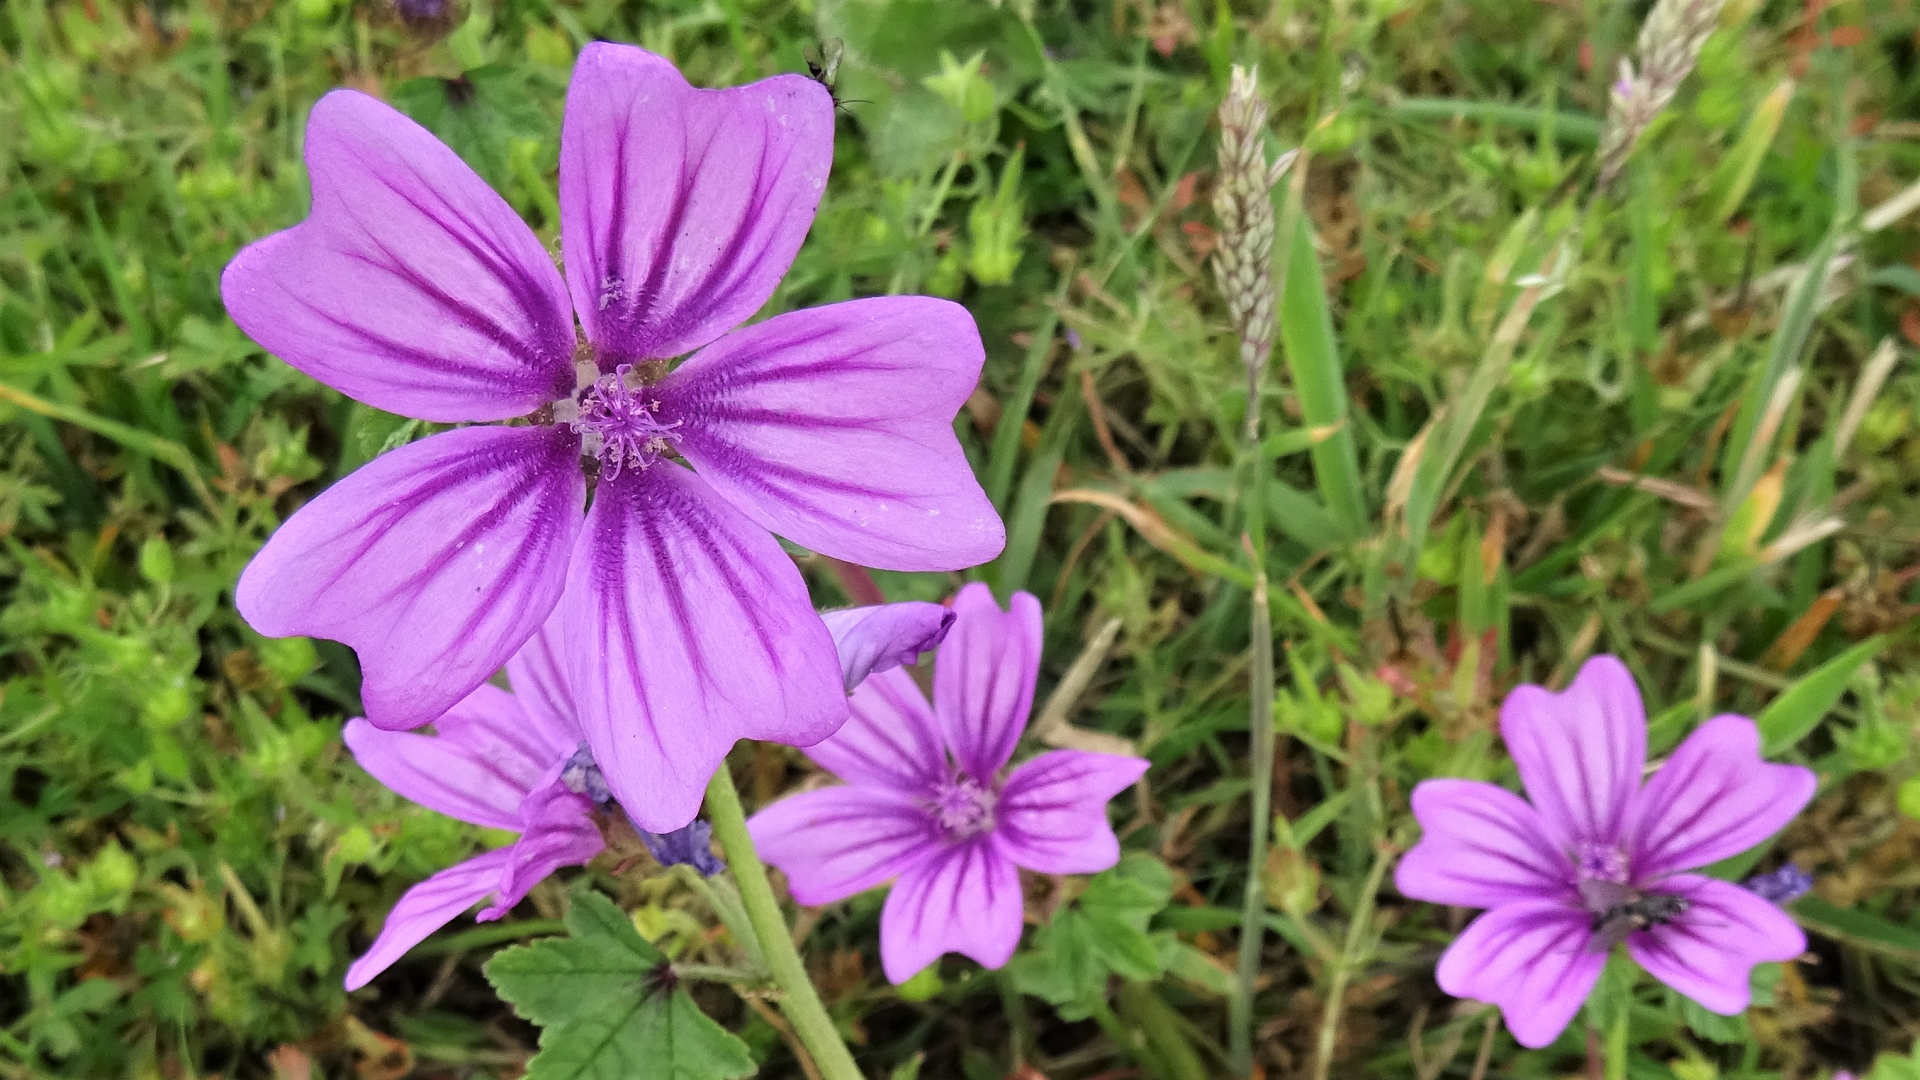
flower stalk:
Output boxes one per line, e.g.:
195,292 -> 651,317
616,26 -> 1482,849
1595,0 -> 1727,189
704,762 -> 864,1080
1212,65 -> 1292,1078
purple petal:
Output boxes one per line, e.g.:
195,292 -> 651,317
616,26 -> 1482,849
879,838 -> 1024,983
1629,715 -> 1816,878
1435,900 -> 1605,1049
344,847 -> 513,990
662,298 -> 1004,571
748,786 -> 939,905
1500,654 -> 1647,850
821,602 -> 956,692
995,750 -> 1147,875
558,43 -> 833,364
1627,875 -> 1805,1014
222,90 -> 573,423
802,667 -> 949,794
1396,779 -> 1577,909
933,584 -> 1043,781
236,426 -> 582,731
479,777 -> 603,920
505,610 -> 581,742
343,686 -> 554,830
562,463 -> 846,831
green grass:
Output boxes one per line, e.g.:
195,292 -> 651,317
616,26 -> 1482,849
3,0 -> 1920,1077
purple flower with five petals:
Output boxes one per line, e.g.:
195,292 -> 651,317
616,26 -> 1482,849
1395,656 -> 1816,1048
342,599 -> 954,989
223,43 -> 1002,830
749,584 -> 1150,984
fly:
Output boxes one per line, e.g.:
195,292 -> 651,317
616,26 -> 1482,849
803,39 -> 866,112
1588,892 -> 1691,950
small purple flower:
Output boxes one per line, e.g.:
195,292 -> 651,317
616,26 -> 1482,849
224,44 -> 1003,831
641,820 -> 725,876
1744,863 -> 1814,905
1396,656 -> 1816,1048
748,584 -> 1150,983
344,598 -> 953,988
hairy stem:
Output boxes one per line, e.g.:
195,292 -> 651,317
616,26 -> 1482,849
1311,842 -> 1393,1080
705,764 -> 863,1080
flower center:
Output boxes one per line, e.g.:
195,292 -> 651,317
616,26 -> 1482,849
928,775 -> 996,840
568,365 -> 678,479
1574,841 -> 1631,887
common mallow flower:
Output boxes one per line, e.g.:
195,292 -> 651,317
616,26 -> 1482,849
748,584 -> 1150,983
1396,656 -> 1816,1048
223,43 -> 1002,830
343,599 -> 954,988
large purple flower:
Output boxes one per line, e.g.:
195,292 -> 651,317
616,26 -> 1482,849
1396,656 -> 1816,1048
749,584 -> 1150,984
343,599 -> 954,989
223,44 -> 1002,829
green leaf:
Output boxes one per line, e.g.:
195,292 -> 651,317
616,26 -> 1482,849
1756,636 -> 1886,755
390,66 -> 551,189
1010,853 -> 1174,1010
1792,895 -> 1920,966
485,892 -> 755,1080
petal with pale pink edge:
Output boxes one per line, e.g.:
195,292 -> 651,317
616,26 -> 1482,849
822,602 -> 955,692
933,584 -> 1043,781
1628,875 -> 1804,1013
237,425 -> 583,731
879,838 -> 1024,984
1436,900 -> 1605,1049
504,612 -> 581,746
747,786 -> 939,905
1500,655 -> 1647,850
664,298 -> 1003,571
558,43 -> 832,364
996,750 -> 1148,875
563,463 -> 845,831
222,90 -> 574,423
1629,715 -> 1816,878
1396,779 -> 1577,909
345,847 -> 513,990
479,779 -> 603,920
803,667 -> 949,795
343,689 -> 550,830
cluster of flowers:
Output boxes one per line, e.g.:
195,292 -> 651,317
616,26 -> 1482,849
223,42 -> 1147,990
224,42 -> 1817,1048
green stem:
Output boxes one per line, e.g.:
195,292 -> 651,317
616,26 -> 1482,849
1605,1012 -> 1628,1080
705,764 -> 863,1080
1230,562 -> 1275,1077
1311,843 -> 1392,1080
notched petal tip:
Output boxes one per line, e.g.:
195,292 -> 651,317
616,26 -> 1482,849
879,841 -> 1023,984
933,584 -> 1044,781
1435,902 -> 1603,1050
559,42 -> 834,365
1396,779 -> 1572,909
1497,652 -> 1648,849
1628,875 -> 1806,1014
237,426 -> 583,733
563,464 -> 847,832
224,88 -> 575,422
664,297 -> 1004,572
1631,714 -> 1817,877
